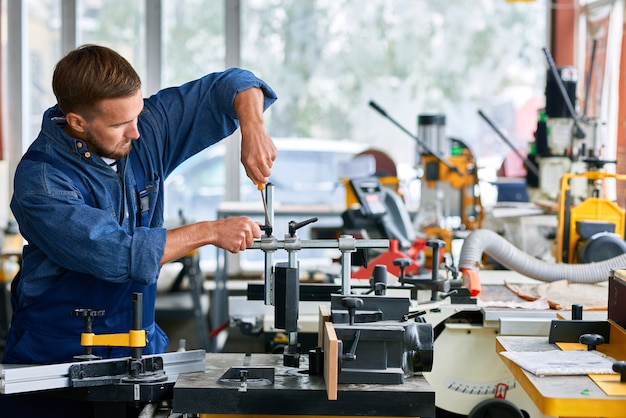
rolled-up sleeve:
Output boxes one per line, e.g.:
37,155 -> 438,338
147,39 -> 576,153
141,68 -> 278,174
128,227 -> 166,285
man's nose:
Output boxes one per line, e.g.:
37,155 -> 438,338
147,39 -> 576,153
127,122 -> 140,140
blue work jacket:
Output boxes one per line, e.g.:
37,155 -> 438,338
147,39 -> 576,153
4,68 -> 276,364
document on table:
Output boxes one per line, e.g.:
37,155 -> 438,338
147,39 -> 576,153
500,350 -> 617,376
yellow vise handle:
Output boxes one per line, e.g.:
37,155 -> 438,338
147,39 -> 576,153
80,329 -> 147,348
73,293 -> 147,362
73,299 -> 147,350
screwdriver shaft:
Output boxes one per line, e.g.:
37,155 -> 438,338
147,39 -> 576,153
258,183 -> 271,227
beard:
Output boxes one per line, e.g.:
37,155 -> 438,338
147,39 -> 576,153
84,130 -> 134,160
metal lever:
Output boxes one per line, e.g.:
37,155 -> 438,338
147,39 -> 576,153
402,310 -> 427,322
542,47 -> 586,139
288,217 -> 318,236
477,109 -> 540,177
369,100 -> 463,176
343,330 -> 361,361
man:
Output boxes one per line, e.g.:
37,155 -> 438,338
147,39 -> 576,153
3,44 -> 277,365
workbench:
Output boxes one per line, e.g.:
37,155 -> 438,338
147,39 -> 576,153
495,270 -> 626,418
496,334 -> 626,417
172,353 -> 436,417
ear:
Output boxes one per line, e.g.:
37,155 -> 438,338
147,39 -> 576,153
64,111 -> 88,134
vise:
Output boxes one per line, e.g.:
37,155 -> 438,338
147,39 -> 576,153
328,293 -> 434,385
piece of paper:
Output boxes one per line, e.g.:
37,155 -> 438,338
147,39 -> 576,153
478,297 -> 550,310
500,349 -> 617,376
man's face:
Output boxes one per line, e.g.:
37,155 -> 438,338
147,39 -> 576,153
81,90 -> 144,160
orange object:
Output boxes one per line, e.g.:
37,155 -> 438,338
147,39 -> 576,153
352,239 -> 422,279
460,267 -> 481,296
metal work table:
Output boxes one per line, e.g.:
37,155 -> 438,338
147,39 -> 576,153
173,353 -> 436,417
496,335 -> 626,418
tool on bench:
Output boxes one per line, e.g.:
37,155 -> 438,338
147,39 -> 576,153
259,183 -> 275,305
73,292 -> 146,362
0,291 -> 206,414
69,292 -> 167,387
238,184 -> 437,401
250,212 -> 390,367
258,182 -> 271,232
255,216 -> 374,368
397,239 -> 451,302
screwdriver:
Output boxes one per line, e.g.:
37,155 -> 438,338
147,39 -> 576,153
258,183 -> 271,229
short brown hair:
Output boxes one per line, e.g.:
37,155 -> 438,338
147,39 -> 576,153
52,44 -> 142,116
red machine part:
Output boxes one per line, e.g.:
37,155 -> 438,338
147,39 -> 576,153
351,239 -> 426,279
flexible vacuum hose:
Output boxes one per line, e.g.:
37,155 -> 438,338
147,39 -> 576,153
458,229 -> 626,294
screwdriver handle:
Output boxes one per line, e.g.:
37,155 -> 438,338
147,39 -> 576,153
258,183 -> 265,191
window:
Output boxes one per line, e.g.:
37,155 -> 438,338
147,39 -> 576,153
15,0 -> 549,174
6,0 -> 550,239
162,0 -> 225,86
241,0 -> 548,174
77,0 -> 147,79
25,0 -> 61,148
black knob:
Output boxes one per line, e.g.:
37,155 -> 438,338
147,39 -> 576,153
426,239 -> 445,282
579,333 -> 605,351
342,297 -> 363,325
612,361 -> 626,383
444,264 -> 460,281
72,308 -> 105,318
393,258 -> 412,279
370,265 -> 387,295
72,308 -> 105,361
72,309 -> 105,333
426,239 -> 445,250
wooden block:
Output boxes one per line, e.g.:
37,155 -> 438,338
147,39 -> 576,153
323,320 -> 338,400
318,304 -> 330,347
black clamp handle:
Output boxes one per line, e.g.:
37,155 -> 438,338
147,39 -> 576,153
288,217 -> 318,236
72,309 -> 105,333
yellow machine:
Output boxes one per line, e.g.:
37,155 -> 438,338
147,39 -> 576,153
420,148 -> 484,234
344,148 -> 401,209
366,102 -> 484,253
417,147 -> 484,261
344,175 -> 399,209
414,114 -> 483,249
556,171 -> 626,264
